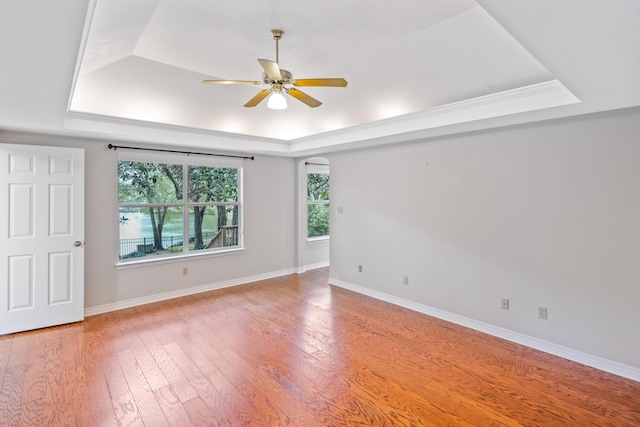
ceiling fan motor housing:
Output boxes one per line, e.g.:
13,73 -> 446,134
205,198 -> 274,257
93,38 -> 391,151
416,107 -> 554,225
262,69 -> 293,85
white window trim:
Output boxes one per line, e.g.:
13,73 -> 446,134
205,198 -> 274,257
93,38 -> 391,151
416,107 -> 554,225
115,247 -> 246,270
116,150 -> 245,267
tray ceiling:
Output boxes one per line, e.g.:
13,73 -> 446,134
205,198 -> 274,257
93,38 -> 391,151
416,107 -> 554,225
69,0 -> 573,143
3,0 -> 639,156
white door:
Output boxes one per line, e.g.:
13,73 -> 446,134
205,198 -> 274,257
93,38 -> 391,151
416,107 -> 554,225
0,144 -> 84,335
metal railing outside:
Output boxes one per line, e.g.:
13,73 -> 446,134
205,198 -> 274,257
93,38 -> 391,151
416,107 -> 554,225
119,230 -> 226,259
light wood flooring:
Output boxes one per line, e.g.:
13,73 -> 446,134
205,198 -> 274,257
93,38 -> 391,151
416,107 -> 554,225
0,267 -> 639,426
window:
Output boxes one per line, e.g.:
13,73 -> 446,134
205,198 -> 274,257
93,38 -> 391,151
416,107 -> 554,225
118,156 -> 241,261
307,171 -> 329,238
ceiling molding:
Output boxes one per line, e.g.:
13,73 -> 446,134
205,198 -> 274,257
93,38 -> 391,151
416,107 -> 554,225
61,79 -> 578,157
289,79 -> 579,155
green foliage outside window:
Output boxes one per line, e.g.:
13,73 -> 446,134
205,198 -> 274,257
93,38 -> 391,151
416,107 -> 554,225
307,173 -> 329,238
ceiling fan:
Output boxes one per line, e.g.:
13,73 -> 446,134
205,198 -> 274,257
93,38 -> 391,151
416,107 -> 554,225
202,29 -> 347,109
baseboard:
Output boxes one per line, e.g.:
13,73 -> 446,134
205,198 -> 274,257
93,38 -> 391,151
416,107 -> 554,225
328,277 -> 640,383
84,268 -> 297,317
297,261 -> 330,274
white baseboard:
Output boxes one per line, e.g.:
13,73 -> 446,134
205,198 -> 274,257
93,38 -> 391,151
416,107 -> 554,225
328,277 -> 640,383
84,268 -> 297,317
296,261 -> 330,274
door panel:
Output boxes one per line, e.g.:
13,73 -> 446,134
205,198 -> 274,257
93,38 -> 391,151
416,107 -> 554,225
9,183 -> 34,238
8,255 -> 34,310
50,184 -> 72,236
49,252 -> 72,304
0,144 -> 84,335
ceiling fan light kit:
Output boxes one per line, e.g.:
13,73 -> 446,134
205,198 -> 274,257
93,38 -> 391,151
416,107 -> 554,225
202,29 -> 347,109
267,90 -> 287,110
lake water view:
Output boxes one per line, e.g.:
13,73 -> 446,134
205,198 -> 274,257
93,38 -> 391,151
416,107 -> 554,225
118,207 -> 239,258
119,209 -> 219,240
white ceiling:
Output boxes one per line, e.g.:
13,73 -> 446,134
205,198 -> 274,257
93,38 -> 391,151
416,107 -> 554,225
1,1 -> 639,157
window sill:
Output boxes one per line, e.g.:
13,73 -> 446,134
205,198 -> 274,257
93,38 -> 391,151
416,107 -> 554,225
307,236 -> 329,244
115,247 -> 245,270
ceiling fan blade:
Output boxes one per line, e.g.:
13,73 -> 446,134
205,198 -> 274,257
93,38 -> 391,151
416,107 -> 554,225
258,59 -> 282,80
202,79 -> 262,85
287,88 -> 322,108
291,78 -> 348,87
244,89 -> 271,108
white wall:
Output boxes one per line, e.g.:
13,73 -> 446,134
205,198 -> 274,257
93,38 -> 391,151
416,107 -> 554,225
0,131 -> 297,310
327,107 -> 640,371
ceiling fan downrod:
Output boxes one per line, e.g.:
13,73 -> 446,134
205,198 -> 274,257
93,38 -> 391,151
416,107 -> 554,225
271,29 -> 284,64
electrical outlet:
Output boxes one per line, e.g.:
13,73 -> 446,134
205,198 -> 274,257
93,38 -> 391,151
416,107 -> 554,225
358,265 -> 363,273
182,267 -> 188,276
501,298 -> 509,310
403,275 -> 409,285
538,306 -> 548,319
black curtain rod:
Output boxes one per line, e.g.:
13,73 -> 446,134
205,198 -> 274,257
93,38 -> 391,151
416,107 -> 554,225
305,162 -> 329,166
107,143 -> 254,160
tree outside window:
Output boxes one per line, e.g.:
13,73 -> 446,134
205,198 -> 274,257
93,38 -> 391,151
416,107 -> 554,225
307,172 -> 329,238
118,160 -> 240,261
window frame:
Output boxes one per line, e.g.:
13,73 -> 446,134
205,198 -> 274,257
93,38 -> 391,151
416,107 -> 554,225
306,164 -> 330,241
116,150 -> 244,267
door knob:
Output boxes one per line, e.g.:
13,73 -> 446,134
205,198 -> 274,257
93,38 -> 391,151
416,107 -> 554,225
74,241 -> 82,247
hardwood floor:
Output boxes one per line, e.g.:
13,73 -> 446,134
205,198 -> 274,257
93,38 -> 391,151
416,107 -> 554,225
0,267 -> 638,426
